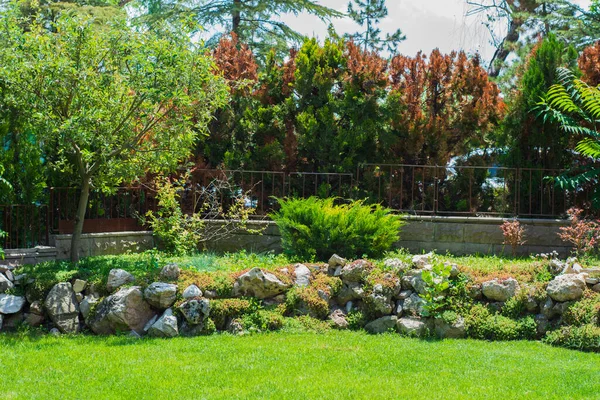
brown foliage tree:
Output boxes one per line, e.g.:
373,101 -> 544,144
579,41 -> 600,87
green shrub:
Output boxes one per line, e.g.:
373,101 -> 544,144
347,310 -> 367,330
562,293 -> 600,327
210,298 -> 257,330
465,304 -> 537,341
240,310 -> 284,332
544,325 -> 600,352
271,197 -> 404,261
285,287 -> 330,319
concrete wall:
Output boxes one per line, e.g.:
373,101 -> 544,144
205,217 -> 571,257
52,231 -> 155,260
2,216 -> 571,266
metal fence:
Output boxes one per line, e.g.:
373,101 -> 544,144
0,165 -> 589,249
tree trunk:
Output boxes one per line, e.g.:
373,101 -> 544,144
70,176 -> 91,262
488,19 -> 522,78
232,0 -> 241,34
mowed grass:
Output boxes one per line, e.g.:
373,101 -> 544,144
1,331 -> 599,400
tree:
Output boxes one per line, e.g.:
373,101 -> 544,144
0,10 -> 228,261
138,0 -> 342,58
502,34 -> 578,170
579,41 -> 600,86
345,0 -> 405,54
538,68 -> 600,207
466,0 -> 599,77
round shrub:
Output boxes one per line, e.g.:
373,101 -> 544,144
544,325 -> 600,352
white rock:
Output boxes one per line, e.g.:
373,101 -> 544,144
328,254 -> 347,268
160,264 -> 180,280
148,308 -> 179,338
412,253 -> 434,269
72,279 -> 87,294
294,264 -> 311,287
0,273 -> 13,293
233,268 -> 289,299
179,299 -> 210,325
106,269 -> 135,292
340,260 -> 370,283
403,293 -> 425,316
397,317 -> 430,337
144,282 -> 178,310
4,270 -> 14,282
0,294 -> 25,314
481,278 -> 520,302
365,316 -> 398,334
434,317 -> 466,339
79,295 -> 99,320
44,283 -> 80,334
182,285 -> 202,299
547,274 -> 587,302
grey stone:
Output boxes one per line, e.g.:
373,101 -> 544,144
75,293 -> 84,303
534,314 -> 549,336
397,317 -> 431,337
395,300 -> 404,317
0,294 -> 25,314
144,282 -> 177,310
446,262 -> 460,278
44,282 -> 80,334
0,314 -> 3,331
233,268 -> 289,299
365,315 -> 398,334
263,294 -> 286,307
468,284 -> 483,300
203,290 -> 218,299
541,297 -> 557,319
106,269 -> 135,292
294,264 -> 311,287
384,258 -> 410,271
345,301 -> 354,314
402,270 -> 427,295
553,301 -> 574,316
481,278 -> 520,302
29,301 -> 43,315
183,285 -> 202,299
547,274 -> 587,302
434,317 -> 465,339
4,270 -> 13,282
397,290 -> 413,300
333,266 -> 343,277
160,263 -> 180,280
336,282 -> 364,305
0,273 -> 14,293
87,286 -> 156,335
143,315 -> 158,333
329,308 -> 348,329
72,279 -> 87,294
403,293 -> 425,317
328,254 -> 347,268
179,299 -> 210,325
80,295 -> 99,320
367,284 -> 393,315
340,260 -> 370,283
49,328 -> 61,336
148,308 -> 179,338
593,283 -> 600,293
412,253 -> 433,269
25,313 -> 44,327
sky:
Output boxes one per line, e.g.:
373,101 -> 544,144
281,0 -> 592,64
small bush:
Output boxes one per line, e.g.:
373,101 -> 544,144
562,293 -> 600,327
465,304 -> 537,341
285,287 -> 329,319
240,310 -> 284,332
347,310 -> 367,330
500,220 -> 526,257
210,298 -> 257,330
271,197 -> 404,261
544,325 -> 600,352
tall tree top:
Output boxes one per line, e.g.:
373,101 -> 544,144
345,0 -> 405,54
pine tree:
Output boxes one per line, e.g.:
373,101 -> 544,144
345,0 -> 405,54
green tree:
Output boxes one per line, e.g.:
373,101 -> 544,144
502,34 -> 578,170
0,9 -> 228,261
138,0 -> 342,59
345,0 -> 405,54
538,68 -> 600,207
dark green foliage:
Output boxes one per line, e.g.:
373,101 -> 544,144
271,197 -> 404,261
544,325 -> 600,352
562,293 -> 600,327
240,309 -> 285,332
209,298 -> 257,330
465,304 -> 537,341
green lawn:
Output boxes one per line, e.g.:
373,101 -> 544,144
1,331 -> 598,399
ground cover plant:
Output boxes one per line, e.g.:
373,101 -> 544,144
0,331 -> 598,399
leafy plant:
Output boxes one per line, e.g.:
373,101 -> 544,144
421,261 -> 452,317
500,220 -> 526,257
543,325 -> 600,352
465,304 -> 537,341
271,197 -> 404,261
557,208 -> 600,257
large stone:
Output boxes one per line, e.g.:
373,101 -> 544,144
481,278 -> 520,302
80,295 -> 99,320
25,313 -> 44,327
88,286 -> 156,335
294,264 -> 311,287
402,270 -> 427,295
367,284 -> 393,315
72,279 -> 87,294
160,263 -> 180,280
397,317 -> 431,337
144,282 -> 177,310
403,293 -> 426,317
336,282 -> 364,305
328,254 -> 347,268
0,294 -> 25,314
0,273 -> 14,293
233,268 -> 289,299
383,258 -> 410,272
329,309 -> 348,329
148,308 -> 179,338
412,253 -> 433,269
44,283 -> 80,334
365,316 -> 398,334
434,317 -> 465,339
179,299 -> 210,325
546,274 -> 587,302
340,260 -> 370,283
106,269 -> 135,292
183,285 -> 202,299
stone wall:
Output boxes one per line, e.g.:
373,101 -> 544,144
51,231 -> 155,260
206,217 -> 571,256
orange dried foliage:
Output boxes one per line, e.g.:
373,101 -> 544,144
579,42 -> 600,87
